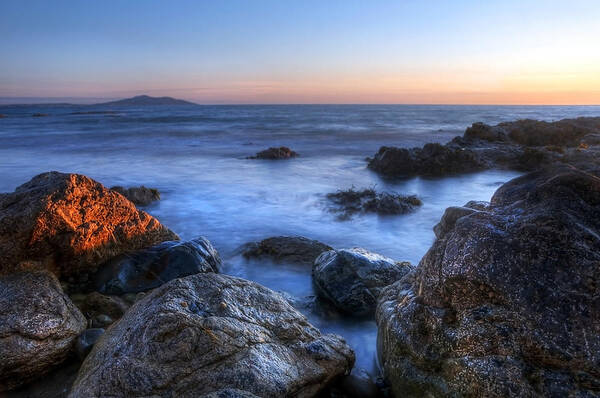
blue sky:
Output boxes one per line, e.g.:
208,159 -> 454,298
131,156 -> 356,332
1,0 -> 599,104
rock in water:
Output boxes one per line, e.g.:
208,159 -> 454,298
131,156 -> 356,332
0,270 -> 86,391
241,236 -> 333,265
248,146 -> 299,160
313,248 -> 412,316
377,166 -> 600,397
367,143 -> 485,178
111,185 -> 160,206
94,237 -> 221,294
70,273 -> 355,397
0,172 -> 178,279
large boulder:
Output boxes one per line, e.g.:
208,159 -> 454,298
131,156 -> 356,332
377,166 -> 600,397
94,237 -> 221,294
367,143 -> 485,178
241,236 -> 332,266
0,172 -> 178,279
0,270 -> 86,391
70,273 -> 355,397
313,248 -> 413,316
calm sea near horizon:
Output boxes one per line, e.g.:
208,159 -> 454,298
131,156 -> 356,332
1,104 -> 599,373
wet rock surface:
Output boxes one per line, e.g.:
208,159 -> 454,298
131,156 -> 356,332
368,117 -> 600,178
377,165 -> 600,397
94,237 -> 221,294
70,273 -> 355,397
368,143 -> 486,177
326,187 -> 422,220
248,146 -> 299,159
241,235 -> 333,266
0,172 -> 178,279
0,270 -> 86,391
111,185 -> 160,206
313,248 -> 413,316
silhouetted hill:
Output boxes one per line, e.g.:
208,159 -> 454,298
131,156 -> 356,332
95,95 -> 197,106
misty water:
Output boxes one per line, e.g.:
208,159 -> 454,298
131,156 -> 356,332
1,104 -> 599,374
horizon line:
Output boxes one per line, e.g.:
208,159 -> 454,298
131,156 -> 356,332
1,97 -> 600,107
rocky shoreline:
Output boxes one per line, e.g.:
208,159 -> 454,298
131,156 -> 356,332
1,117 -> 599,397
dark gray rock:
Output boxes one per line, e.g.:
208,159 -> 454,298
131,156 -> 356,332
199,390 -> 260,398
75,328 -> 105,360
0,270 -> 86,391
377,166 -> 600,397
326,187 -> 422,220
4,361 -> 81,398
111,185 -> 160,206
433,206 -> 481,239
367,117 -> 600,179
313,248 -> 413,316
70,273 -> 354,397
248,146 -> 299,160
368,143 -> 486,178
241,236 -> 333,265
94,237 -> 221,294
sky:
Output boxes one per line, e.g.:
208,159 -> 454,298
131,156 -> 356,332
1,0 -> 599,105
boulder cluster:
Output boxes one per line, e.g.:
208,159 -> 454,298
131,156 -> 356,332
2,116 -> 600,397
368,116 -> 600,178
0,172 -> 354,397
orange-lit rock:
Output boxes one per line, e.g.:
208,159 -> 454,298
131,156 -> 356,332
0,172 -> 178,279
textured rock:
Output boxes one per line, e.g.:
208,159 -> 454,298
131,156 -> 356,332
326,187 -> 422,220
111,185 -> 160,206
313,248 -> 413,316
70,273 -> 355,397
377,166 -> 600,397
94,237 -> 221,294
368,143 -> 485,178
248,146 -> 299,160
241,236 -> 333,265
0,270 -> 86,391
0,172 -> 178,279
368,117 -> 600,178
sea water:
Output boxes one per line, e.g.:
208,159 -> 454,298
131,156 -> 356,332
1,104 -> 598,373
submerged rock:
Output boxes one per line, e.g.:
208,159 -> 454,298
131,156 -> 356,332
241,236 -> 333,265
0,172 -> 178,280
326,187 -> 422,219
70,273 -> 354,397
111,185 -> 160,206
0,270 -> 86,391
368,143 -> 485,178
313,248 -> 413,316
94,237 -> 221,294
248,146 -> 299,160
377,166 -> 600,397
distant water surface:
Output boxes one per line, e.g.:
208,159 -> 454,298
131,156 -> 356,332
1,104 -> 598,373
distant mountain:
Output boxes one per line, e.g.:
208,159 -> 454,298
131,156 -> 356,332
94,95 -> 198,106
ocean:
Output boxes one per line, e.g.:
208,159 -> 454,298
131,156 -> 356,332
1,103 -> 599,373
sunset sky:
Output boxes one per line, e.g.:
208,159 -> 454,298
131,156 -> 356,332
1,0 -> 599,104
